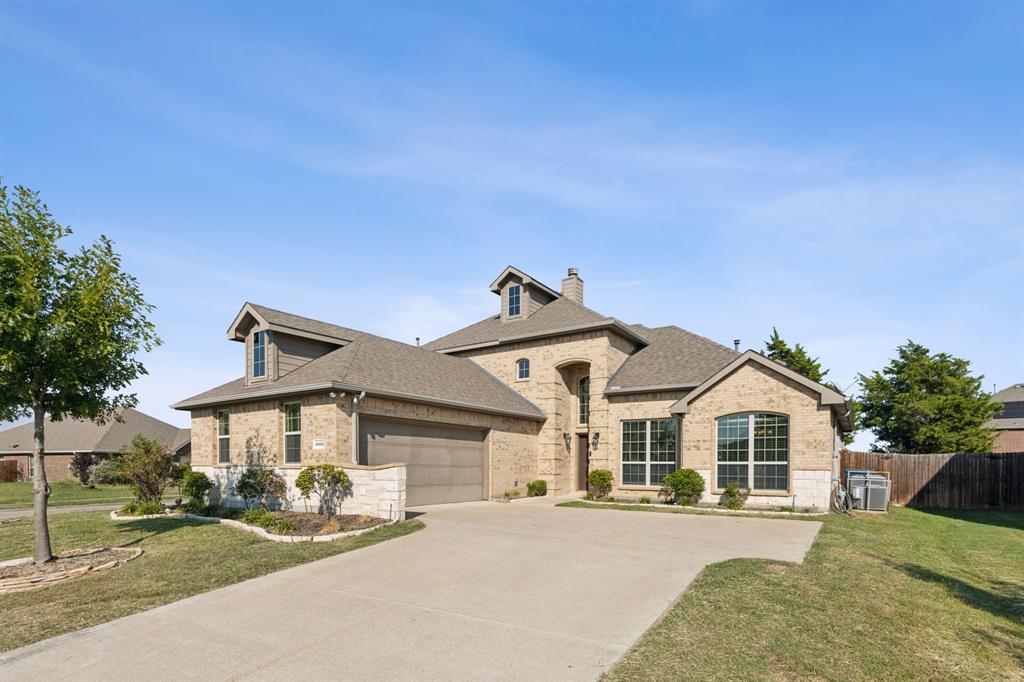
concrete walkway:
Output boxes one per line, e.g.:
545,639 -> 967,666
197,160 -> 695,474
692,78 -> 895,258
0,502 -> 122,521
0,499 -> 821,681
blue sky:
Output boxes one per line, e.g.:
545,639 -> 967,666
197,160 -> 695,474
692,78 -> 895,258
2,1 -> 1022,449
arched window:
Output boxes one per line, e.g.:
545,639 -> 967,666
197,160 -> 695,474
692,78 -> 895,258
516,358 -> 530,380
578,376 -> 590,425
716,413 -> 789,492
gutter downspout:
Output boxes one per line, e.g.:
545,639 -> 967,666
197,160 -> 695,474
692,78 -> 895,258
351,391 -> 366,464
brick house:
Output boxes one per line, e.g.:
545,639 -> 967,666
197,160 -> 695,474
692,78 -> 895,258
988,383 -> 1024,453
175,266 -> 852,512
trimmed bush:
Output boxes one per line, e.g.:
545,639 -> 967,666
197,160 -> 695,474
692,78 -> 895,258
241,508 -> 277,528
526,480 -> 547,497
294,464 -> 352,517
638,496 -> 652,504
119,500 -> 163,516
234,468 -> 287,510
121,434 -> 176,503
721,481 -> 750,510
587,469 -> 613,500
661,468 -> 705,506
180,469 -> 213,504
504,488 -> 522,499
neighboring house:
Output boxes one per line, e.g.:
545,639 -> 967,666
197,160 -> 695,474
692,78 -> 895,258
0,408 -> 191,481
988,383 -> 1024,453
175,266 -> 852,511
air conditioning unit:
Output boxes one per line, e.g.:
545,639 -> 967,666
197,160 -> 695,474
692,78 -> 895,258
847,472 -> 890,512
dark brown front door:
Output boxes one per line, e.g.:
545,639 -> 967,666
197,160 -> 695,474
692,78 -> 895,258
577,434 -> 590,491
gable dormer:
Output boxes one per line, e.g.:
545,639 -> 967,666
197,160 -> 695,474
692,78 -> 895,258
490,266 -> 560,322
227,303 -> 349,385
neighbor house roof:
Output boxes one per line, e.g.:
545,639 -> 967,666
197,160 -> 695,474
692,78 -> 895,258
605,325 -> 739,395
669,350 -> 854,431
176,305 -> 546,421
422,297 -> 649,353
987,383 -> 1024,430
0,408 -> 190,455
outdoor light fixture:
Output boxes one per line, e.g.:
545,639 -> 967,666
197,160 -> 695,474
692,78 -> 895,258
563,432 -> 572,446
591,432 -> 601,449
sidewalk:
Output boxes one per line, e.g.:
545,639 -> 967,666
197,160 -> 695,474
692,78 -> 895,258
0,503 -> 122,521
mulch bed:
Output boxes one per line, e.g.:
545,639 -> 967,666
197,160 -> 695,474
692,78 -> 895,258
272,511 -> 384,536
0,547 -> 143,592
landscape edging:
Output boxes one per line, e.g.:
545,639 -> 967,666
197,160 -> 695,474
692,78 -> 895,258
109,510 -> 399,542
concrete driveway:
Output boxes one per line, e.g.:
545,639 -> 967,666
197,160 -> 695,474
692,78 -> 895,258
0,499 -> 821,681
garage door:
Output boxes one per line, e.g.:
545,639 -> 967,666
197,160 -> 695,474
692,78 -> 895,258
358,418 -> 486,506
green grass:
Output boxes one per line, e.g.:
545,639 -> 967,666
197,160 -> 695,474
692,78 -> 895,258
0,480 -> 171,509
0,511 -> 423,652
571,503 -> 1023,681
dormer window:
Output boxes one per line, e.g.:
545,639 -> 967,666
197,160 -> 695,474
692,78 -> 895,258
517,358 -> 530,380
253,331 -> 267,377
508,285 -> 521,317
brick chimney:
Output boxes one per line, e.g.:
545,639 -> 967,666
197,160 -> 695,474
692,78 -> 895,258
561,267 -> 584,305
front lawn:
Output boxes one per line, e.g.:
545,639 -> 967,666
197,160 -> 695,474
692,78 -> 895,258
0,511 -> 423,652
583,503 -> 1023,681
0,480 -> 156,509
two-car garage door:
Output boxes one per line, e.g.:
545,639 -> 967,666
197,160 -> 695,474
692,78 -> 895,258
358,418 -> 486,507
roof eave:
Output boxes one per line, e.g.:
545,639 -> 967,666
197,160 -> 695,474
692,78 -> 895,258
434,318 -> 649,354
604,382 -> 700,396
172,381 -> 546,422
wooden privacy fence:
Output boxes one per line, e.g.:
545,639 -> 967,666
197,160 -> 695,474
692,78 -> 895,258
0,460 -> 20,483
841,450 -> 1024,509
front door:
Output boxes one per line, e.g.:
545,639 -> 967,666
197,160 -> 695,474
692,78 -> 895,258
577,434 -> 589,491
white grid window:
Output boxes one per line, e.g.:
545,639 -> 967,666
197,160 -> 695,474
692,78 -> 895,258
716,413 -> 789,492
578,376 -> 590,425
217,411 -> 230,464
517,358 -> 530,380
621,419 -> 677,486
252,331 -> 266,377
507,285 -> 521,316
284,403 -> 301,464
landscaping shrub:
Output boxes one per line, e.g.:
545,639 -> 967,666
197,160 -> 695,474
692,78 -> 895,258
721,481 -> 750,510
272,519 -> 296,535
136,501 -> 165,515
91,457 -> 128,485
638,496 -> 652,504
180,469 -> 213,504
119,501 -> 138,515
69,452 -> 95,486
526,479 -> 547,497
587,469 -> 613,500
120,434 -> 176,503
178,498 -> 205,514
661,468 -> 705,506
294,464 -> 352,517
234,468 -> 286,510
241,508 -> 277,528
504,487 -> 522,499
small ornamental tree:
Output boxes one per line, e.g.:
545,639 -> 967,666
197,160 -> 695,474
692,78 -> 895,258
661,468 -> 705,505
587,469 -> 614,500
295,464 -> 352,517
235,468 -> 287,510
0,185 -> 160,563
121,434 -> 175,504
69,452 -> 95,486
859,341 -> 1001,453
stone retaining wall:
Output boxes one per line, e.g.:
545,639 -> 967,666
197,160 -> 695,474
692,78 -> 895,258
194,462 -> 406,522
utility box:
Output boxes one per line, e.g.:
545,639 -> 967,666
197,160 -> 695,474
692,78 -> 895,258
847,472 -> 890,512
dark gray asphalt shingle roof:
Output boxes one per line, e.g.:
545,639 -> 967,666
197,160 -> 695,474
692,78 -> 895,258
181,306 -> 545,419
422,297 -> 615,351
248,303 -> 359,342
0,408 -> 189,454
606,325 -> 739,391
988,383 -> 1024,430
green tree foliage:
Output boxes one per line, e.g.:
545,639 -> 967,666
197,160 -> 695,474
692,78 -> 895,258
764,327 -> 828,383
858,341 -> 1001,454
0,185 -> 159,563
180,469 -> 213,504
235,468 -> 287,510
69,452 -> 95,486
294,464 -> 352,517
121,434 -> 176,503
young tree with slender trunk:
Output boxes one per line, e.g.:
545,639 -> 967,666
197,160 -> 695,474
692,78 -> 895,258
0,185 -> 159,563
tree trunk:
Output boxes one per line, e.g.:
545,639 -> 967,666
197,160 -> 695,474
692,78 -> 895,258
32,404 -> 54,564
